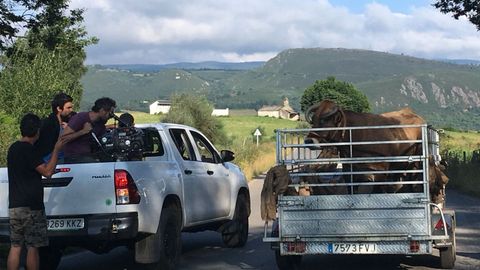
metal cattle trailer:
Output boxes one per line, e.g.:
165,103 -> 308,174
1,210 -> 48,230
263,124 -> 456,269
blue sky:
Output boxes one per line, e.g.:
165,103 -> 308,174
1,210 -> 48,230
70,0 -> 480,64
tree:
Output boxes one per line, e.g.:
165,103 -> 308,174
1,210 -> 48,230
0,0 -> 96,118
433,0 -> 480,30
0,45 -> 83,118
0,0 -> 96,165
162,94 -> 228,145
1,0 -> 96,52
300,76 -> 371,113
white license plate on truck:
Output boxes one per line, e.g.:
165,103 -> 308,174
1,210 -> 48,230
328,243 -> 377,254
47,218 -> 84,231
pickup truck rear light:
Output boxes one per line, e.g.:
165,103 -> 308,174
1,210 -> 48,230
114,170 -> 140,205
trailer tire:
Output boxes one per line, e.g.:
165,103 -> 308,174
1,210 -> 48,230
275,250 -> 302,270
440,230 -> 456,269
222,194 -> 249,248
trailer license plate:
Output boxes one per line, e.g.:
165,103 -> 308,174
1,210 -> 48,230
47,218 -> 84,231
328,243 -> 377,254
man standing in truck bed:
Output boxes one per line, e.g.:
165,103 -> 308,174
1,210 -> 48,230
34,92 -> 74,163
62,97 -> 116,163
7,113 -> 64,270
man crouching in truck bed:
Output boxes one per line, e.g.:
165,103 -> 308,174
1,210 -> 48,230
7,113 -> 65,270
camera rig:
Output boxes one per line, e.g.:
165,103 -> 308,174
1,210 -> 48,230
97,126 -> 144,161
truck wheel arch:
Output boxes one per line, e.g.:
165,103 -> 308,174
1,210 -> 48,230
162,194 -> 183,228
135,195 -> 183,266
238,187 -> 251,217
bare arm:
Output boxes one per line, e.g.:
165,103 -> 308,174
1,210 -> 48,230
61,122 -> 92,143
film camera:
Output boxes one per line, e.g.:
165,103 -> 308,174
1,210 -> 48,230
98,126 -> 144,161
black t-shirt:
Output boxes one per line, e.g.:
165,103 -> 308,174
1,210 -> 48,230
34,113 -> 60,158
7,141 -> 45,210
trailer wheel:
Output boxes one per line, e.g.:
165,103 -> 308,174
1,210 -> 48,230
440,230 -> 456,269
275,250 -> 302,270
222,194 -> 249,248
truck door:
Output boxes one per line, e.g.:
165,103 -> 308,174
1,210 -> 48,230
169,128 -> 212,224
189,130 -> 231,218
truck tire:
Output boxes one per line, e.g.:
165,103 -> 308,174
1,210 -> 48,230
39,246 -> 63,270
222,194 -> 249,248
147,205 -> 182,270
275,250 -> 302,270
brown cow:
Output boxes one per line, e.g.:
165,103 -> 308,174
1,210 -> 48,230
304,100 -> 433,195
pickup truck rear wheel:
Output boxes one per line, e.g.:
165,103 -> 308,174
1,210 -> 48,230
147,205 -> 182,270
39,246 -> 63,270
222,194 -> 249,248
275,250 -> 302,270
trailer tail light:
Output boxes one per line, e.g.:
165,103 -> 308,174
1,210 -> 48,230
434,219 -> 450,231
286,241 -> 306,253
114,170 -> 140,205
410,240 -> 420,253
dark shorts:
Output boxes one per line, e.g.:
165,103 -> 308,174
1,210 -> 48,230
9,207 -> 48,248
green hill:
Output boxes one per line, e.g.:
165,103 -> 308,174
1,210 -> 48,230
81,48 -> 480,129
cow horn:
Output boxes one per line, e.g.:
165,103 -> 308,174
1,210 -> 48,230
319,106 -> 338,119
305,103 -> 321,124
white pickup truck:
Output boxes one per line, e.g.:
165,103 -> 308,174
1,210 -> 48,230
0,123 -> 250,270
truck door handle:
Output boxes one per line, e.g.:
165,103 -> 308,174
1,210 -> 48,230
184,169 -> 192,175
207,170 -> 214,175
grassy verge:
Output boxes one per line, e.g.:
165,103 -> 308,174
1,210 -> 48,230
445,162 -> 480,197
237,142 -> 276,180
440,130 -> 480,197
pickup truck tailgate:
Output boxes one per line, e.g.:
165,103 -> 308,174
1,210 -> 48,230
44,163 -> 117,216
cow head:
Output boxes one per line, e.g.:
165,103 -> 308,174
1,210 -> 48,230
304,100 -> 345,147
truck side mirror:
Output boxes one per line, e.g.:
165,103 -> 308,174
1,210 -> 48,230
221,150 -> 235,162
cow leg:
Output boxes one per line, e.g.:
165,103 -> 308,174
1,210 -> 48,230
356,174 -> 375,194
380,174 -> 403,193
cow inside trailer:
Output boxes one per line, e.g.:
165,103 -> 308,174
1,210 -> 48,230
262,125 -> 456,269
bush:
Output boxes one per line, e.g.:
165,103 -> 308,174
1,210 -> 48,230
162,94 -> 228,145
0,111 -> 18,166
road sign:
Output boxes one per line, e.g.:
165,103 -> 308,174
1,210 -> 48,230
254,128 -> 262,146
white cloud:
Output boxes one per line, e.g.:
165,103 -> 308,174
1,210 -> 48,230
70,0 -> 480,64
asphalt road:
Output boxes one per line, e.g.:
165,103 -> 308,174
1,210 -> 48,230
49,178 -> 480,270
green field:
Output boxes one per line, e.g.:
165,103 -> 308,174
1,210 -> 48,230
113,111 -> 301,141
440,130 -> 480,153
219,116 -> 300,141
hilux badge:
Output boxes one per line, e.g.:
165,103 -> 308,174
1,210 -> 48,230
92,175 -> 111,179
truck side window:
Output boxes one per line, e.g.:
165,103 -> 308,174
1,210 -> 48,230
143,128 -> 164,157
169,129 -> 196,161
190,131 -> 221,163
